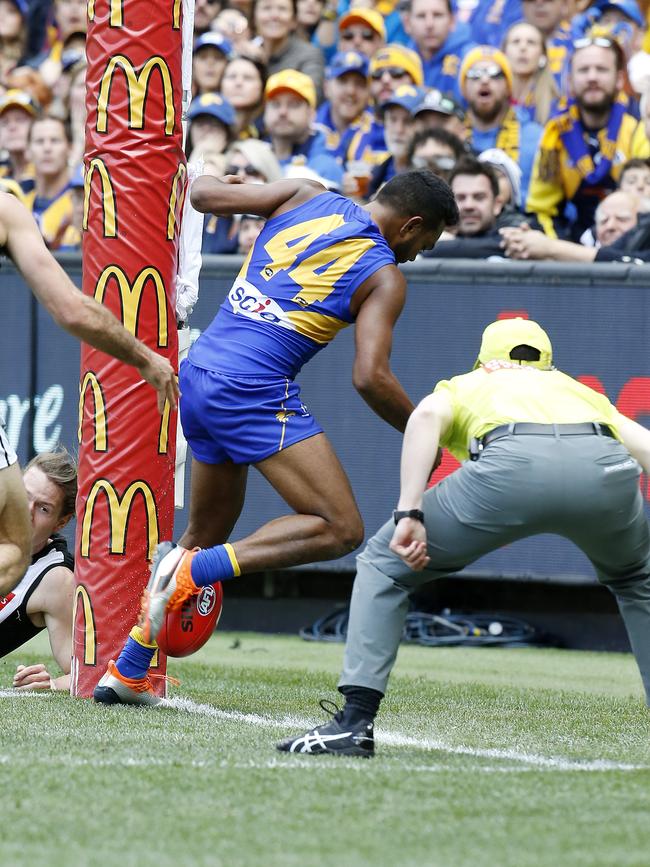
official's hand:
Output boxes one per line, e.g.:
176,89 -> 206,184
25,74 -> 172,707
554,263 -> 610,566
389,518 -> 430,571
13,663 -> 54,690
138,352 -> 179,413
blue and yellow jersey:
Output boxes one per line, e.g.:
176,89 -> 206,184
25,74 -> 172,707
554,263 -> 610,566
24,184 -> 73,249
189,191 -> 395,378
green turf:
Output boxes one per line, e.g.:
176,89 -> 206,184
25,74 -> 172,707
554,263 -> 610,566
1,633 -> 649,867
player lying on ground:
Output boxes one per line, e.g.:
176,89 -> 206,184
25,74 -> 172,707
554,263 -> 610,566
93,169 -> 459,705
0,192 -> 179,595
278,318 -> 650,756
2,450 -> 76,692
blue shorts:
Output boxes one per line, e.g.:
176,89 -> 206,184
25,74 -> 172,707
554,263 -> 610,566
179,360 -> 323,465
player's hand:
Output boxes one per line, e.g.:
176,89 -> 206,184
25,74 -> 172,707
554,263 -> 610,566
13,663 -> 54,690
138,352 -> 179,413
389,518 -> 429,571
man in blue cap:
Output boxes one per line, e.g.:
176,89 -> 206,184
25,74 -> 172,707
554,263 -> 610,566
186,92 -> 236,157
367,84 -> 425,197
315,50 -> 373,165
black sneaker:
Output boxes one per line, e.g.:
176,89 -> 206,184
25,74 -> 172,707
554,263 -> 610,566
276,700 -> 374,758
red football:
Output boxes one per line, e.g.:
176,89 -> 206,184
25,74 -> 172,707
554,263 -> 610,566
157,583 -> 223,658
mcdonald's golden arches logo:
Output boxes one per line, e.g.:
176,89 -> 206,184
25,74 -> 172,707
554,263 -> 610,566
83,158 -> 117,238
173,0 -> 181,28
95,264 -> 169,348
81,478 -> 159,560
97,55 -> 175,135
78,372 -> 108,452
88,0 -> 124,27
167,162 -> 187,241
73,584 -> 97,665
159,399 -> 171,454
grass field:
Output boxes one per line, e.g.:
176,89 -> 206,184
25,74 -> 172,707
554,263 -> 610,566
1,632 -> 649,867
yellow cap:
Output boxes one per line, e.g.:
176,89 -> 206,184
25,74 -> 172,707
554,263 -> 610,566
474,318 -> 553,370
460,46 -> 513,94
339,8 -> 386,39
264,69 -> 317,109
368,44 -> 423,87
0,88 -> 39,117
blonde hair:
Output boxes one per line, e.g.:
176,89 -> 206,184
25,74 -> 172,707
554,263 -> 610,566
502,23 -> 560,126
226,139 -> 283,183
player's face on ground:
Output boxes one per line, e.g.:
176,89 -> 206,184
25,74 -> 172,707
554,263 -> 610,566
0,108 -> 32,154
595,191 -> 639,246
23,467 -> 67,555
264,92 -> 312,140
452,173 -> 500,235
504,22 -> 545,77
464,62 -> 509,123
221,58 -> 264,109
571,46 -> 620,114
405,0 -> 453,56
521,0 -> 563,36
338,23 -> 384,58
383,105 -> 415,160
619,165 -> 650,199
325,72 -> 369,124
28,119 -> 69,177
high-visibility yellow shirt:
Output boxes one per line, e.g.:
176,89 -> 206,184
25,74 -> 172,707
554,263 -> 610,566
434,361 -> 622,463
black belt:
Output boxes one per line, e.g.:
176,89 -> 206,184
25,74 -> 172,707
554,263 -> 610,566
482,422 -> 615,448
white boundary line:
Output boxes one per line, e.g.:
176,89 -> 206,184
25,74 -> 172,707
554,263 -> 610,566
162,697 -> 647,773
0,692 -> 646,772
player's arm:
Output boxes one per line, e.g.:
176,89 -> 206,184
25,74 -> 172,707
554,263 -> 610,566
13,565 -> 73,692
1,194 -> 178,412
190,175 -> 324,219
389,391 -> 453,571
352,265 -> 414,432
616,414 -> 650,474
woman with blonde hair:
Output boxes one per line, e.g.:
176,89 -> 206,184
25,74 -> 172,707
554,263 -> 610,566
202,139 -> 282,253
502,22 -> 560,127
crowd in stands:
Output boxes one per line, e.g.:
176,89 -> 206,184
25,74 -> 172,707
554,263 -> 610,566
2,0 -> 650,262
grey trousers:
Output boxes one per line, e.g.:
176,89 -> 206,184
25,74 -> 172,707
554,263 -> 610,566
340,434 -> 650,705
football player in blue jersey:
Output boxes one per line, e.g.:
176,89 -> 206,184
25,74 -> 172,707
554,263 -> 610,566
94,169 -> 459,705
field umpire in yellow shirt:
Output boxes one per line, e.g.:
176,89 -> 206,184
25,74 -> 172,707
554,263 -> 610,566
279,317 -> 650,757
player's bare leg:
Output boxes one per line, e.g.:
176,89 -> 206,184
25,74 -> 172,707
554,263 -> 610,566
0,463 -> 32,595
179,457 -> 249,549
141,433 -> 364,642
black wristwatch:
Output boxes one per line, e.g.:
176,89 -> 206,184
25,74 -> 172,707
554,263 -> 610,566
393,509 -> 424,525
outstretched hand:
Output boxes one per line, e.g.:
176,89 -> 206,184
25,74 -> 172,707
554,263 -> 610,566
389,518 -> 430,571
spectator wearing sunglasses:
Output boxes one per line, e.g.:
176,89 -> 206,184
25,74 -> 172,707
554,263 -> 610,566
460,46 -> 543,205
315,51 -> 373,164
402,0 -> 475,102
407,126 -> 466,182
263,69 -> 343,187
337,8 -> 386,59
202,139 -> 282,254
526,35 -> 645,240
345,44 -> 423,167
